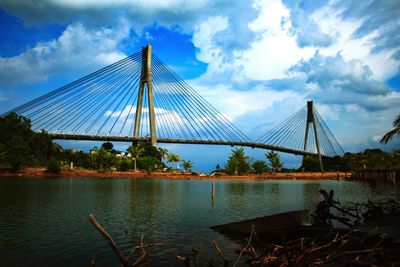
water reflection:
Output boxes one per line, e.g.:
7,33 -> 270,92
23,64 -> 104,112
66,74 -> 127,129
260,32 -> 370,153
0,177 -> 399,266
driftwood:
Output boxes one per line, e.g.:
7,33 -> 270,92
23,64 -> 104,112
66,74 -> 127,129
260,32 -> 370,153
89,189 -> 400,266
247,229 -> 400,266
211,240 -> 229,267
88,214 -> 162,266
88,214 -> 130,267
311,189 -> 400,227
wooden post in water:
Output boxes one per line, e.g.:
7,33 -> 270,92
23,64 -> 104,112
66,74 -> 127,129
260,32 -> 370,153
211,181 -> 215,207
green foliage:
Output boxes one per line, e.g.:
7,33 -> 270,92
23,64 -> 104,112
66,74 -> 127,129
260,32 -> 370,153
251,160 -> 268,174
127,142 -> 164,172
97,147 -> 116,171
5,135 -> 30,172
167,153 -> 181,170
47,159 -> 61,173
266,151 -> 284,172
381,114 -> 400,144
341,149 -> 399,171
74,151 -> 92,169
0,113 -> 57,171
128,142 -> 145,171
138,156 -> 158,173
118,158 -> 130,171
302,156 -> 321,172
215,164 -> 221,171
101,142 -> 114,153
225,147 -> 250,175
182,160 -> 194,172
158,147 -> 168,171
301,149 -> 400,172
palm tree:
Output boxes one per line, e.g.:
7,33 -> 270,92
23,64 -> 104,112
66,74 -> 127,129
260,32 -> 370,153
266,151 -> 283,173
380,114 -> 400,144
167,153 -> 181,171
182,160 -> 194,173
128,143 -> 145,172
158,147 -> 168,172
225,147 -> 250,175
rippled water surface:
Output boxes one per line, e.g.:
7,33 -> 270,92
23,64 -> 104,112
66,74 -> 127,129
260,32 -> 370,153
0,177 -> 399,266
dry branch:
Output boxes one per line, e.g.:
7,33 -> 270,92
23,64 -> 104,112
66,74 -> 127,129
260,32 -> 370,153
88,214 -> 130,267
212,240 -> 229,267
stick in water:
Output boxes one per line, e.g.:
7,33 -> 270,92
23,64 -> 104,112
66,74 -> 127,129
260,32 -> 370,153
88,214 -> 130,267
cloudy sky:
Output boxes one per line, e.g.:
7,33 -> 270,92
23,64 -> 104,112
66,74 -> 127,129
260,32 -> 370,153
0,0 -> 399,171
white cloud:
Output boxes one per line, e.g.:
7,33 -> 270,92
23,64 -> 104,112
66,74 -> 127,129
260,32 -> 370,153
192,16 -> 229,69
188,0 -> 400,153
312,4 -> 400,81
1,0 -> 399,156
192,0 -> 315,81
189,81 -> 300,121
0,22 -> 129,84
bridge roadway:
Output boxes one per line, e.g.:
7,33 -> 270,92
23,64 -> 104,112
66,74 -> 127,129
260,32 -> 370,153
49,133 -> 324,157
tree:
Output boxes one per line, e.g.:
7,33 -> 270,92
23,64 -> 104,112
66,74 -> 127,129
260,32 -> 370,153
182,160 -> 194,172
225,147 -> 250,175
380,114 -> 400,144
0,113 -> 59,171
128,143 -> 145,172
139,156 -> 158,173
47,159 -> 61,173
30,130 -> 54,165
101,142 -> 114,153
266,151 -> 283,173
302,156 -> 321,172
97,147 -> 116,171
5,135 -> 30,172
0,113 -> 32,171
251,160 -> 268,174
158,147 -> 168,171
167,153 -> 181,171
118,158 -> 130,171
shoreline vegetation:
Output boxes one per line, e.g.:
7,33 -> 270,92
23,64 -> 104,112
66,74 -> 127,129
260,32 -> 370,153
0,167 -> 349,180
1,113 -> 399,184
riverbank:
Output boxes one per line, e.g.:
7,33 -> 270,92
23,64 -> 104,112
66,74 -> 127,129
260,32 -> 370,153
0,167 -> 349,180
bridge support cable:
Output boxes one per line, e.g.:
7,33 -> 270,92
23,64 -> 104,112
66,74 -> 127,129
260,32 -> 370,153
151,55 -> 250,143
256,101 -> 344,163
3,52 -> 143,137
46,61 -> 141,134
1,52 -> 141,117
3,45 -> 252,147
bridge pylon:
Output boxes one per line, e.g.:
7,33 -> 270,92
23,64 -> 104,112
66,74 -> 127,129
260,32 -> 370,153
303,101 -> 323,172
133,45 -> 157,146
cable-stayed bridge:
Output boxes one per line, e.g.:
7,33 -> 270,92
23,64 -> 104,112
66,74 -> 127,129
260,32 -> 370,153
3,45 -> 344,167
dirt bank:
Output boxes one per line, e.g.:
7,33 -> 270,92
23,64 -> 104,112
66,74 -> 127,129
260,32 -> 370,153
0,167 -> 350,180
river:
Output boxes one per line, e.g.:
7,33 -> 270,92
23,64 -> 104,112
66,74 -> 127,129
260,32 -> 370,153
0,177 -> 399,266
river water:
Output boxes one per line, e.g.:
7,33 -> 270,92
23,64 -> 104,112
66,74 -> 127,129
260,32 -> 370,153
0,177 -> 399,266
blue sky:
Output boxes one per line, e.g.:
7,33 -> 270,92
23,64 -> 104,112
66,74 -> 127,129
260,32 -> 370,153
0,0 -> 399,172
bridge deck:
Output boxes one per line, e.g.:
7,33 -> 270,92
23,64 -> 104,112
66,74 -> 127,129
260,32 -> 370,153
49,133 -> 322,157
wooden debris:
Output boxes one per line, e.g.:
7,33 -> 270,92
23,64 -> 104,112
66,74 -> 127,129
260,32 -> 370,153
247,229 -> 400,266
88,190 -> 400,266
311,189 -> 400,227
212,240 -> 229,267
88,214 -> 130,267
89,214 -> 162,266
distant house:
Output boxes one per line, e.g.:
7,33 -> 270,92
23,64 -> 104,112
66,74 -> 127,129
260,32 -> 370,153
90,147 -> 99,155
115,151 -> 127,157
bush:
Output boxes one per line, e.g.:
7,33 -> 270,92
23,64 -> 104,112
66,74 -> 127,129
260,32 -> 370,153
118,159 -> 130,171
47,159 -> 61,173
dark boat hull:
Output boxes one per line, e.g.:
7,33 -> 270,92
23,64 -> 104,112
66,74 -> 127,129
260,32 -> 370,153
211,210 -> 329,240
